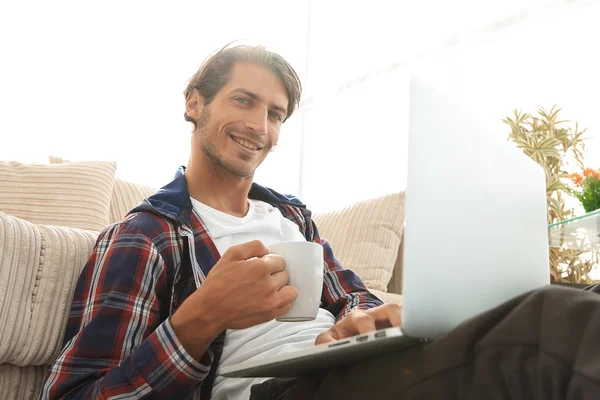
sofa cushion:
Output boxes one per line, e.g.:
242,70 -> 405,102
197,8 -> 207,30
0,364 -> 49,400
312,192 -> 406,292
49,156 -> 155,224
369,289 -> 403,305
0,212 -> 97,366
108,178 -> 156,224
0,160 -> 116,231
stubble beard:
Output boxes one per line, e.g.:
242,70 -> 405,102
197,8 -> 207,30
194,107 -> 255,179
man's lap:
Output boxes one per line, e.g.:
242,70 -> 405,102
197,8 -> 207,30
251,284 -> 600,400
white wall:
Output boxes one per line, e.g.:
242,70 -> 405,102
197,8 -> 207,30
1,0 -> 598,213
300,0 -> 600,212
0,0 -> 309,192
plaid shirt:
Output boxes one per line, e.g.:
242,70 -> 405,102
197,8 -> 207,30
41,167 -> 383,400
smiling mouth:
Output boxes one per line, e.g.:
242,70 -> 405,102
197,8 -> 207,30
231,135 -> 263,151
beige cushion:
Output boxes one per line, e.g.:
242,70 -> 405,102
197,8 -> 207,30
369,289 -> 403,305
0,364 -> 49,400
0,160 -> 116,231
312,192 -> 406,292
49,156 -> 155,224
108,178 -> 156,224
0,212 -> 97,366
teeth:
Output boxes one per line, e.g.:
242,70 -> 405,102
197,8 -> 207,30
233,137 -> 259,150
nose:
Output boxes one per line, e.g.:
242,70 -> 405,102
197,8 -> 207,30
244,107 -> 268,135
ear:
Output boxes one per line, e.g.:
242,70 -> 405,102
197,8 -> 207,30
185,88 -> 204,121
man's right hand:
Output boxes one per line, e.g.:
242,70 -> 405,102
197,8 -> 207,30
170,240 -> 298,359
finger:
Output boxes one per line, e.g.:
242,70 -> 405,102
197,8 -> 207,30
268,302 -> 292,321
351,311 -> 377,335
225,240 -> 270,261
244,253 -> 286,276
270,270 -> 290,289
276,284 -> 298,306
262,253 -> 286,274
366,304 -> 402,328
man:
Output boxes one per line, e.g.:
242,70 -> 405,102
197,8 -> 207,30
40,44 -> 400,400
41,44 -> 600,400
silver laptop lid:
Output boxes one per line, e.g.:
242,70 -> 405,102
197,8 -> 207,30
401,76 -> 550,339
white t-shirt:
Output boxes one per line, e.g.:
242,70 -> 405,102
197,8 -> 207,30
190,197 -> 336,400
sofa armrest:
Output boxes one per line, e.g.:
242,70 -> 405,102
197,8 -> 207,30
0,212 -> 97,366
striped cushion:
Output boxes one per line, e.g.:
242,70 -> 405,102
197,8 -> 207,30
0,160 -> 116,231
0,364 -> 49,400
0,212 -> 97,366
108,178 -> 156,224
49,156 -> 155,225
312,192 -> 406,292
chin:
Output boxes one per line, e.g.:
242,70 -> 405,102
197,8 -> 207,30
227,158 -> 262,178
224,163 -> 256,179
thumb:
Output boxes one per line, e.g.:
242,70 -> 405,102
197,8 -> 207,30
315,330 -> 337,345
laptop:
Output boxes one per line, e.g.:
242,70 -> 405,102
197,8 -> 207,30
219,75 -> 551,378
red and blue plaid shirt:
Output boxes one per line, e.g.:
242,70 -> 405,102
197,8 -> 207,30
41,167 -> 383,399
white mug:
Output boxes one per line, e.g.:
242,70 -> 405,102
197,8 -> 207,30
269,241 -> 324,322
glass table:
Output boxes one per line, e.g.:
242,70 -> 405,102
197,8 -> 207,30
548,209 -> 600,251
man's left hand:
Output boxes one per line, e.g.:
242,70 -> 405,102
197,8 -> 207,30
315,304 -> 402,345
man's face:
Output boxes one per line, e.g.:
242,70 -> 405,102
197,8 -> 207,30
190,62 -> 289,179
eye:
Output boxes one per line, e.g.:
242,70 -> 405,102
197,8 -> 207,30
235,97 -> 250,105
269,111 -> 282,122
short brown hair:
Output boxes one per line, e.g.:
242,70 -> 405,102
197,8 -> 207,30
184,44 -> 302,130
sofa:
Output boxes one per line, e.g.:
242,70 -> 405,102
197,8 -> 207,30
0,158 -> 406,399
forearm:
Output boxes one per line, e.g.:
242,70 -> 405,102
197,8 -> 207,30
170,293 -> 223,360
317,237 -> 383,320
43,319 -> 212,399
41,222 -> 214,399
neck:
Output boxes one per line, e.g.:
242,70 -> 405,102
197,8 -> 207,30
185,151 -> 253,219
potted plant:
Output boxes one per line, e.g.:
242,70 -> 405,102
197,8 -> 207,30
504,106 -> 596,283
569,168 -> 600,213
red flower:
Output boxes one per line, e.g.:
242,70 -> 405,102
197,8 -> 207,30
583,168 -> 597,178
570,173 -> 583,185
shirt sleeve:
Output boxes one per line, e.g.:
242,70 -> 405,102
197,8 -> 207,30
313,222 -> 384,321
40,222 -> 211,399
